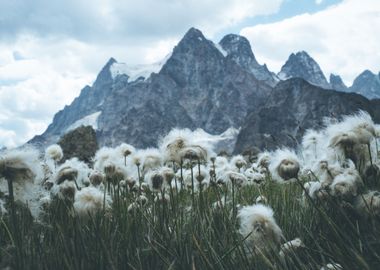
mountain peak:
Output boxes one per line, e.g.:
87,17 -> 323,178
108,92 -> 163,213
349,69 -> 380,99
329,73 -> 347,91
219,34 -> 256,61
219,33 -> 278,86
182,27 -> 206,42
278,51 -> 329,88
94,57 -> 118,86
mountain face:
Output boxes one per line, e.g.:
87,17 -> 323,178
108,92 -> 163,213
348,70 -> 380,99
30,28 -> 271,149
329,74 -> 347,91
219,34 -> 278,87
278,51 -> 330,89
29,27 -> 380,153
234,78 -> 380,152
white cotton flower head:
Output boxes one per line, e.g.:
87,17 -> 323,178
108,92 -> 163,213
89,170 -> 105,187
54,158 -> 90,187
245,167 -> 265,185
159,128 -> 193,163
144,169 -> 168,191
116,143 -> 135,158
330,168 -> 363,198
301,129 -> 325,167
73,186 -> 111,217
227,171 -> 247,187
303,181 -> 328,202
45,144 -> 63,162
0,147 -> 44,185
279,238 -> 305,257
354,190 -> 380,218
214,156 -> 229,168
138,148 -> 163,175
312,160 -> 343,185
257,151 -> 271,169
93,146 -> 118,172
269,149 -> 300,182
159,128 -> 215,164
54,180 -> 77,201
230,155 -> 247,171
238,204 -> 283,252
343,110 -> 375,145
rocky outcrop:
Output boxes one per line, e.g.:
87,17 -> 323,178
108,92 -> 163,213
234,78 -> 380,152
58,126 -> 98,164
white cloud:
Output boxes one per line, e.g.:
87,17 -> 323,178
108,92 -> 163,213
0,0 -> 283,148
315,0 -> 323,5
241,0 -> 380,85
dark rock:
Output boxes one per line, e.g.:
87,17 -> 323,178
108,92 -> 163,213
58,126 -> 98,164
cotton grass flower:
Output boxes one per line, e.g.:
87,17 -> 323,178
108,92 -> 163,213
269,149 -> 300,182
73,186 -> 111,218
238,204 -> 283,253
230,155 -> 247,171
279,238 -> 305,257
330,168 -> 363,199
45,144 -> 63,163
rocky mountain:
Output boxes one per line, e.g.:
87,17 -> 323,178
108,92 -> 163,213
234,78 -> 380,152
219,34 -> 278,87
278,51 -> 330,89
30,28 -> 272,149
348,70 -> 380,99
329,74 -> 347,91
29,27 -> 380,153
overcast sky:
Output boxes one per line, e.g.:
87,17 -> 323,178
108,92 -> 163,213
0,0 -> 379,148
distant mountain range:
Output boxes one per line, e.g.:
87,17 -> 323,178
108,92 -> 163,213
29,28 -> 380,152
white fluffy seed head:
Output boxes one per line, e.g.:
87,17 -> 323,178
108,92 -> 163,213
45,144 -> 63,162
330,168 -> 363,198
73,186 -> 111,217
269,149 -> 300,182
279,238 -> 304,257
230,155 -> 247,171
238,204 -> 283,252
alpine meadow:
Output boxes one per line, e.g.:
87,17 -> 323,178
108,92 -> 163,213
1,1 -> 380,269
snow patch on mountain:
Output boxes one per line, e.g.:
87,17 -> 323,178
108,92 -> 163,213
66,111 -> 101,132
110,54 -> 171,82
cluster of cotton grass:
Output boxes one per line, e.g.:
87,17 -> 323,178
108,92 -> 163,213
0,112 -> 379,269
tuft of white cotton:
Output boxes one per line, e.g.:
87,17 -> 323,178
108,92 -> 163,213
144,169 -> 168,191
269,149 -> 300,182
279,238 -> 305,257
0,147 -> 44,185
52,180 -> 77,201
116,143 -> 135,158
54,158 -> 90,187
330,168 -> 363,198
245,168 -> 265,185
230,155 -> 247,171
158,128 -> 215,164
238,204 -> 283,252
45,144 -> 63,162
303,181 -> 328,202
257,151 -> 271,169
136,148 -> 163,175
214,156 -> 229,168
73,186 -> 111,217
354,190 -> 380,218
301,129 -> 325,168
